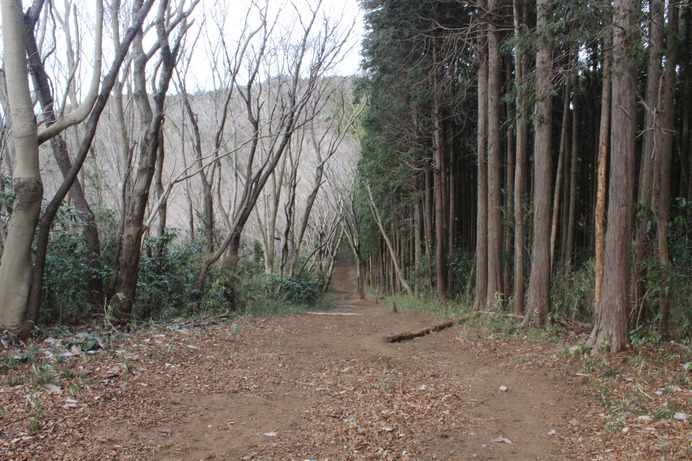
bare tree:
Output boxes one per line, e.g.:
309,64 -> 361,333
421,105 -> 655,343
197,0 -> 354,293
109,0 -> 198,317
21,0 -> 158,337
24,0 -> 105,307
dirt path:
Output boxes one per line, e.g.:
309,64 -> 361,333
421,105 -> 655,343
140,263 -> 583,460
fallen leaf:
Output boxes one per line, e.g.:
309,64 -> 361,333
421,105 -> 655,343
43,384 -> 62,395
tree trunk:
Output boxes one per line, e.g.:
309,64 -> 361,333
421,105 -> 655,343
112,0 -> 179,316
682,3 -> 692,200
653,3 -> 678,336
0,0 -> 42,329
152,130 -> 167,247
526,0 -> 554,326
564,76 -> 579,270
551,83 -> 570,270
424,168 -> 435,289
513,0 -> 528,315
473,10 -> 489,311
180,88 -> 214,252
486,0 -> 504,307
366,185 -> 413,295
432,40 -> 448,303
633,0 -> 664,325
588,0 -> 637,352
594,43 -> 612,308
24,8 -> 104,307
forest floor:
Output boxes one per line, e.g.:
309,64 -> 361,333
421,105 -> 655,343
1,263 -> 690,460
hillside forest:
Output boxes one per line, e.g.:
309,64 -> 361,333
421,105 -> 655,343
0,0 -> 691,349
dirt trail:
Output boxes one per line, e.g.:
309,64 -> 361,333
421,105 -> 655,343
143,262 -> 582,460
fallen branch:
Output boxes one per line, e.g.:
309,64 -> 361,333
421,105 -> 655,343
307,312 -> 362,316
386,314 -> 473,343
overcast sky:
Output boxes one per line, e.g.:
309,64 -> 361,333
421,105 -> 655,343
2,0 -> 365,85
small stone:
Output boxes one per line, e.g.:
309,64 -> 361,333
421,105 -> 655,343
499,385 -> 508,392
491,435 -> 512,444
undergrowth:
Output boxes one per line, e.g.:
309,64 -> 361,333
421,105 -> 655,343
39,206 -> 328,325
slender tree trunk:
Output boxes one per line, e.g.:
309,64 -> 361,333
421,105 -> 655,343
595,44 -> 612,308
565,76 -> 579,270
473,11 -> 489,311
654,4 -> 678,336
432,40 -> 448,303
0,0 -> 43,329
152,130 -> 167,244
551,84 -> 570,269
526,0 -> 554,326
24,9 -> 104,307
504,72 -> 515,301
424,168 -> 435,289
180,89 -> 214,252
682,3 -> 692,200
366,185 -> 412,295
112,0 -> 180,316
486,0 -> 504,307
588,0 -> 637,352
513,0 -> 528,315
633,0 -> 664,325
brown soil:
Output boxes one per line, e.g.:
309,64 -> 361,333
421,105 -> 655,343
145,267 -> 575,460
2,262 -> 689,460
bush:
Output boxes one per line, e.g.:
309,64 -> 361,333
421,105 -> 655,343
233,258 -> 325,315
550,259 -> 596,322
41,206 -> 96,322
134,232 -> 209,319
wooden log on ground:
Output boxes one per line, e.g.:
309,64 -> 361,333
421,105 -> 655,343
386,314 -> 472,343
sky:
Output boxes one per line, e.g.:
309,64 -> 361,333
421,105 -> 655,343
1,0 -> 366,93
185,0 -> 366,89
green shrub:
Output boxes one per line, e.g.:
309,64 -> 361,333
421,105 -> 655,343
550,259 -> 595,322
41,206 -> 95,322
234,259 -> 325,315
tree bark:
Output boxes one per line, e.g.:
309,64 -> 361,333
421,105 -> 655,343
653,3 -> 678,336
551,83 -> 570,270
594,42 -> 612,308
111,0 -> 183,317
366,185 -> 413,295
513,0 -> 528,315
633,0 -> 664,325
486,0 -> 504,307
23,2 -> 104,307
0,0 -> 43,329
432,40 -> 449,303
473,7 -> 488,311
21,0 -> 156,336
588,0 -> 637,352
526,0 -> 554,326
564,76 -> 579,270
